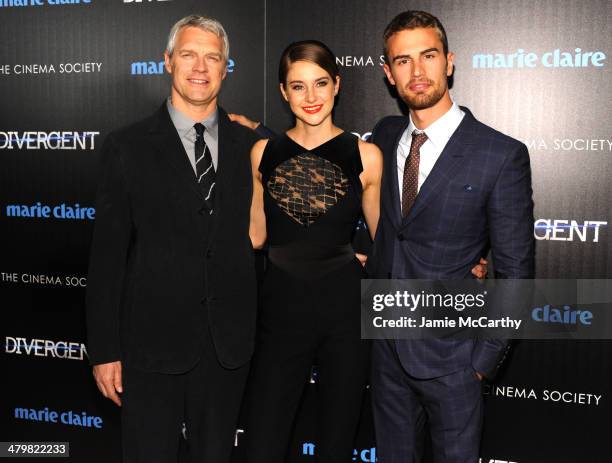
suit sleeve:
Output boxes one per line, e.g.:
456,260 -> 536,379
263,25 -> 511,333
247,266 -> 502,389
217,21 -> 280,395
487,142 -> 535,279
85,134 -> 132,365
369,116 -> 387,149
472,142 -> 535,377
363,117 -> 392,277
254,123 -> 276,139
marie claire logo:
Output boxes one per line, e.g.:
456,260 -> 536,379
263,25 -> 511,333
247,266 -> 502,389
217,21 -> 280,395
472,48 -> 606,69
532,304 -> 593,326
0,131 -> 99,150
1,272 -> 86,287
534,219 -> 606,242
131,59 -> 235,75
14,406 -> 102,428
5,336 -> 88,361
0,63 -> 102,76
5,203 -> 95,220
0,0 -> 91,7
303,443 -> 376,462
123,0 -> 171,3
484,384 -> 602,406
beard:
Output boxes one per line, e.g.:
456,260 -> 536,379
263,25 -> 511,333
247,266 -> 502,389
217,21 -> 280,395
399,78 -> 447,110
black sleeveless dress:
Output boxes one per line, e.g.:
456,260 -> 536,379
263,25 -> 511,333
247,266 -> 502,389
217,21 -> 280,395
243,132 -> 370,462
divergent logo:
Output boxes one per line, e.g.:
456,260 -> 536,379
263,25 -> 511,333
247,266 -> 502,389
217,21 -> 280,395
534,219 -> 607,242
0,131 -> 99,150
5,336 -> 88,361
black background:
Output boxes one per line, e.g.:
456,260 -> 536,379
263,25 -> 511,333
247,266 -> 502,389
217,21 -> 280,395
1,1 -> 610,462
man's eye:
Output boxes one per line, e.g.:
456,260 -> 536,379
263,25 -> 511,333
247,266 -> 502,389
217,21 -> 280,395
425,54 -> 434,59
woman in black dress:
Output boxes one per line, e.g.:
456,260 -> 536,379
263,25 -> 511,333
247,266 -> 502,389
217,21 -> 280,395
244,40 -> 382,462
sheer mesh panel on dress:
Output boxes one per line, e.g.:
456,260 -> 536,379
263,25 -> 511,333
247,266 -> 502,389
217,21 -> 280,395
267,153 -> 349,227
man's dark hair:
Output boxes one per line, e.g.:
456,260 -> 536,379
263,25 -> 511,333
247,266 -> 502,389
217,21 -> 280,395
278,40 -> 339,86
383,10 -> 449,61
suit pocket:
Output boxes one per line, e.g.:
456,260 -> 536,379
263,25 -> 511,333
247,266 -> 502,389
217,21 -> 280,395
447,180 -> 480,196
442,181 -> 485,214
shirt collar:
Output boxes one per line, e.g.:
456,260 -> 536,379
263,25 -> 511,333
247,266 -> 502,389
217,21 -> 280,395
407,102 -> 464,152
166,97 -> 219,142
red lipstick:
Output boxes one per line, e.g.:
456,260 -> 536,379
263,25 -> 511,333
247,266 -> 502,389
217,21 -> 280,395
302,104 -> 323,114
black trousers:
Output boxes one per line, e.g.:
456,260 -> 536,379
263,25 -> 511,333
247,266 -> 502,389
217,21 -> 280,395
243,259 -> 370,462
121,332 -> 249,463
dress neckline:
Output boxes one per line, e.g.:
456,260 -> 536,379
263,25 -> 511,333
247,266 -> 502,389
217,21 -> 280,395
284,131 -> 346,152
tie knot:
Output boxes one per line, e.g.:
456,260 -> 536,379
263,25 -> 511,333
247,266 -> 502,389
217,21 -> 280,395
411,130 -> 428,147
194,123 -> 205,138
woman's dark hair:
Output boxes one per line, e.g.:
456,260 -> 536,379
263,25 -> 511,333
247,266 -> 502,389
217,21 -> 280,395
278,40 -> 339,86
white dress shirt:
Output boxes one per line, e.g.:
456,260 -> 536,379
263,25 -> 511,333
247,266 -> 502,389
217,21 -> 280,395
397,102 -> 465,202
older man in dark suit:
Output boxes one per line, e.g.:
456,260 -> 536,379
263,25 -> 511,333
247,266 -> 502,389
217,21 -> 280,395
368,11 -> 535,463
86,15 -> 259,463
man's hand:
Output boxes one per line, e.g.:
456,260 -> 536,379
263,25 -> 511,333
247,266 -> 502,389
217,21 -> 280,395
93,361 -> 123,406
471,258 -> 488,280
228,113 -> 260,131
355,253 -> 368,267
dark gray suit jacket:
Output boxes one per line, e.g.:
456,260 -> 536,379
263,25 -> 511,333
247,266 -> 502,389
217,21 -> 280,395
86,103 -> 260,373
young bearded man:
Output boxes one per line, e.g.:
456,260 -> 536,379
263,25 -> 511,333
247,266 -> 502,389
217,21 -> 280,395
368,10 -> 534,463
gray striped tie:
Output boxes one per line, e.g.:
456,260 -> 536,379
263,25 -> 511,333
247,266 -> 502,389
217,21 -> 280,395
194,123 -> 215,212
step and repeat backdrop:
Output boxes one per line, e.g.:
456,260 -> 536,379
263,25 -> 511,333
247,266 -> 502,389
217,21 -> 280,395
1,1 -> 610,462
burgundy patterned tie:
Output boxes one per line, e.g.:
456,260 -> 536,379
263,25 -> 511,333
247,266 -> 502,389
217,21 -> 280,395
402,130 -> 428,217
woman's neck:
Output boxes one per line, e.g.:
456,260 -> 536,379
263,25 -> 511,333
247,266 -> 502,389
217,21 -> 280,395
288,118 -> 342,150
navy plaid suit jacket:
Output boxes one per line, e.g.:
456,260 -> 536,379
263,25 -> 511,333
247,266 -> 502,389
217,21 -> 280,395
368,107 -> 535,379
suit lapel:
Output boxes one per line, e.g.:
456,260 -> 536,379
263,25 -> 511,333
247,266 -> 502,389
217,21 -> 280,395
383,118 -> 410,229
149,104 -> 204,202
401,109 -> 478,227
208,107 -> 239,240
213,107 -> 238,216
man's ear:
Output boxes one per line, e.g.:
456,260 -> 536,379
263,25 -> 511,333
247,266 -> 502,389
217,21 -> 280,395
383,63 -> 396,86
164,52 -> 172,74
446,52 -> 455,77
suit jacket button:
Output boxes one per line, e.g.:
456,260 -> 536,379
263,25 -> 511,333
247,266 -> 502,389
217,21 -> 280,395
397,233 -> 405,241
206,249 -> 213,259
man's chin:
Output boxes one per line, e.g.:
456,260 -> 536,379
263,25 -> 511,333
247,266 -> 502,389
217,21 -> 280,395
399,86 -> 447,110
403,94 -> 439,110
185,95 -> 217,106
